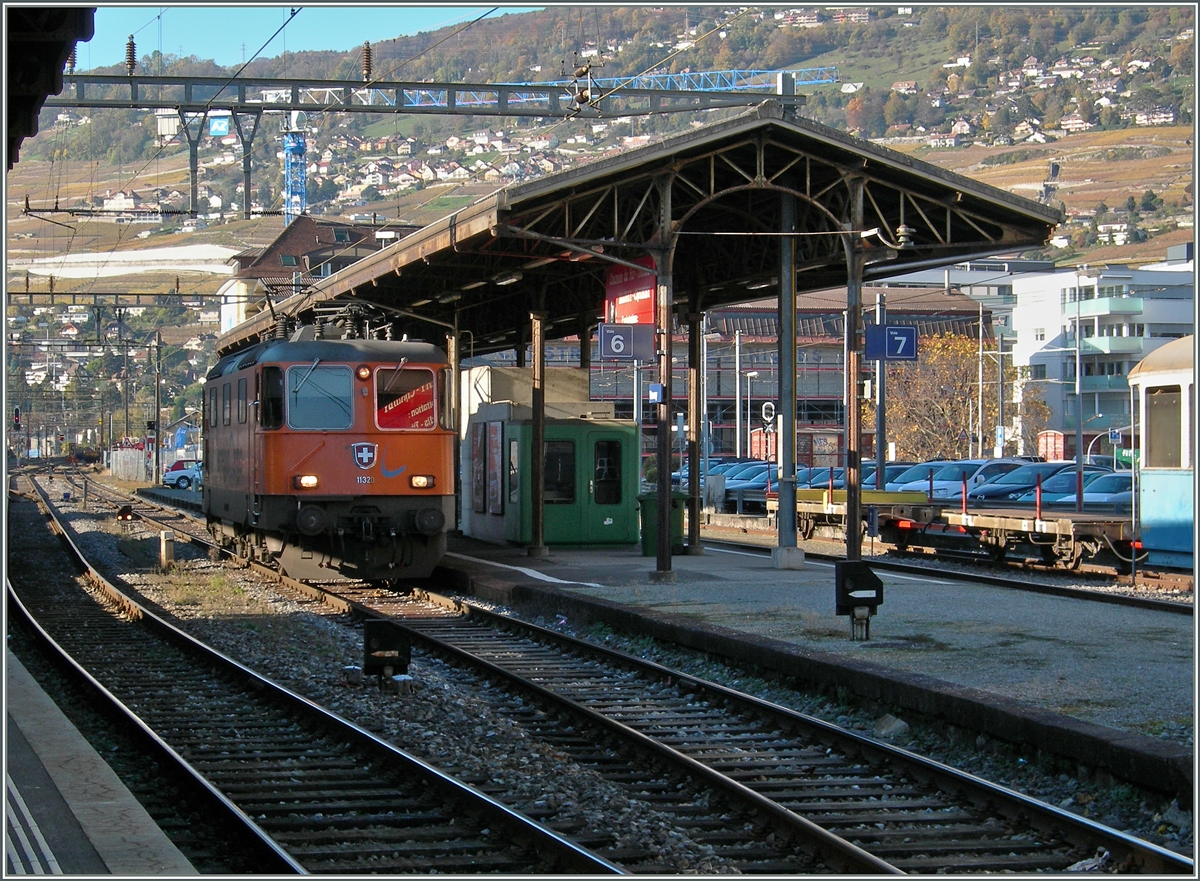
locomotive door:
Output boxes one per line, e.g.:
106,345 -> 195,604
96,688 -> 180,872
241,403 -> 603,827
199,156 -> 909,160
251,369 -> 266,510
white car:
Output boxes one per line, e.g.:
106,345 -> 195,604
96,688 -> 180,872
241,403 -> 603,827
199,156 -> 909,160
164,461 -> 203,490
895,458 -> 1027,500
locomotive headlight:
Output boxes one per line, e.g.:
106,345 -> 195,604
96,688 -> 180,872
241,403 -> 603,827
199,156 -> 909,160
410,475 -> 435,488
355,365 -> 371,381
294,474 -> 320,489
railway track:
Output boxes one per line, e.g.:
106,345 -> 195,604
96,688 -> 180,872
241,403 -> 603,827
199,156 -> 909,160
281,577 -> 1192,874
27,471 -> 1194,872
7,476 -> 619,875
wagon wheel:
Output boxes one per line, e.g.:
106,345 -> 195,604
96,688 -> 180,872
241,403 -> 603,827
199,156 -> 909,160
988,535 -> 1008,565
1064,542 -> 1084,570
798,517 -> 815,541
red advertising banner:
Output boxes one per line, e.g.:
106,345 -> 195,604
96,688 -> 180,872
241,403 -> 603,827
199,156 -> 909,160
605,255 -> 656,324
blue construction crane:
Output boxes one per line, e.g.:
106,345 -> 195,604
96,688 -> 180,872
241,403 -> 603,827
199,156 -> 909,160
541,67 -> 838,92
282,110 -> 309,226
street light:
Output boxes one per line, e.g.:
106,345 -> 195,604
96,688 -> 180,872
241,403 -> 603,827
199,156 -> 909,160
1081,413 -> 1111,460
744,370 -> 759,458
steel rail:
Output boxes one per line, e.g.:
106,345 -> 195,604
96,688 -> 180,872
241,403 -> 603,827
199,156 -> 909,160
17,476 -> 624,875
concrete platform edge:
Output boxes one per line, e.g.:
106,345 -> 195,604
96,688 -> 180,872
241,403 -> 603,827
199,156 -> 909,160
6,650 -> 198,875
432,560 -> 1193,802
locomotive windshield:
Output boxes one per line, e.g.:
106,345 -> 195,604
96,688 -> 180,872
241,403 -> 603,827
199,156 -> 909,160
377,367 -> 437,429
286,363 -> 354,429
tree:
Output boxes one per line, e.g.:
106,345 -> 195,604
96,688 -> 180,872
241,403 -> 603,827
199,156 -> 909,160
868,333 -> 1020,461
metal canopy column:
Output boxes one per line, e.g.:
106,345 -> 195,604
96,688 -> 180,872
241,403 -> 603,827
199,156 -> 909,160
843,178 -> 865,561
652,173 -> 677,580
686,309 -> 703,554
874,289 -> 887,488
529,311 -> 548,557
774,191 -> 802,567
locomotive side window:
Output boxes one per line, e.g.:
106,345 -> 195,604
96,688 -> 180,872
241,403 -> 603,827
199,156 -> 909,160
1146,386 -> 1182,468
376,367 -> 437,429
545,441 -> 575,503
261,367 -> 284,429
208,386 -> 218,428
222,383 -> 232,426
286,364 -> 353,429
237,378 -> 247,424
439,368 -> 455,430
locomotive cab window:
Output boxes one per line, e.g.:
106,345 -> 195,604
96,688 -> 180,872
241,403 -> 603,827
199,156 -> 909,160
287,363 -> 353,429
376,367 -> 437,430
207,386 -> 218,428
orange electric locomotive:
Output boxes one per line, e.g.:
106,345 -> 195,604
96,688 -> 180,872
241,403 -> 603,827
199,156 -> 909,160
202,329 -> 455,581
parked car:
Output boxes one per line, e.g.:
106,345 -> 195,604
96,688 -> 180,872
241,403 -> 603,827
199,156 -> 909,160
1016,469 -> 1111,505
862,462 -> 918,490
895,458 -> 1027,500
967,462 -> 1100,502
164,458 -> 199,475
798,467 -> 845,488
164,461 -> 202,490
725,463 -> 779,489
883,460 -> 951,492
1078,472 -> 1134,508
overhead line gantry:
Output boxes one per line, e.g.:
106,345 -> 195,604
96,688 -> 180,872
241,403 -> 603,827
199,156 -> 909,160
42,69 -> 827,219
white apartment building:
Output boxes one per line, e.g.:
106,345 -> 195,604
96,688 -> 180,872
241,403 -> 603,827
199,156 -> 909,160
880,247 -> 1193,457
1011,245 -> 1194,456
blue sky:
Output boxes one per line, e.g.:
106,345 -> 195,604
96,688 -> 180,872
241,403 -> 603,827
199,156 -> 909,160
81,5 -> 542,71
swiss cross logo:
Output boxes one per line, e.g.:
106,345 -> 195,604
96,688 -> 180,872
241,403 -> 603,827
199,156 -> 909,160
351,443 -> 377,470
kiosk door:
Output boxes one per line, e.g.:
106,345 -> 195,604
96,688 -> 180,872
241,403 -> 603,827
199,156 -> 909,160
542,438 -> 581,543
584,432 -> 635,544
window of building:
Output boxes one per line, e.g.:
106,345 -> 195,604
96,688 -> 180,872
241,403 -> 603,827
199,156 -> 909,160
544,441 -> 575,503
508,439 -> 520,505
1029,364 -> 1047,380
1034,328 -> 1045,341
280,254 -> 298,267
593,440 -> 622,505
334,228 -> 350,242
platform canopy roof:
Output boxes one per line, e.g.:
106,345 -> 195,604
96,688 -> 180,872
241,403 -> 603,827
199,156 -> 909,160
218,101 -> 1062,358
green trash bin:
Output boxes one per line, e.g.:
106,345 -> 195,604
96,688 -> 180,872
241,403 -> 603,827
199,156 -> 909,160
639,491 -> 686,556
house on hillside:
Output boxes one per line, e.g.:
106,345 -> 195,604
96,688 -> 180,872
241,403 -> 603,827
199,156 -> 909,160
214,216 -> 419,333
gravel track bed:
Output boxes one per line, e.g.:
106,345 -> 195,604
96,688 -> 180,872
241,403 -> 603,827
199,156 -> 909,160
35,483 -> 1196,865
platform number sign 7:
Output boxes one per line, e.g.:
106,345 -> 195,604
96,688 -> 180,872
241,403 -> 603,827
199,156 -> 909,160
866,325 -> 918,361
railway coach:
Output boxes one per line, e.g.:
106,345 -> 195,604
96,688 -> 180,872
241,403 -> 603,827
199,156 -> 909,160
202,327 -> 456,581
1127,335 -> 1194,570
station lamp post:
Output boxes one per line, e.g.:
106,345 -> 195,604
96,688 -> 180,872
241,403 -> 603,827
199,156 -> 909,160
744,370 -> 759,458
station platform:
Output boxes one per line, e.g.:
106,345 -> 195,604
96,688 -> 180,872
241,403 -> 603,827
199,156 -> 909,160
437,530 -> 1193,798
5,650 -> 196,875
